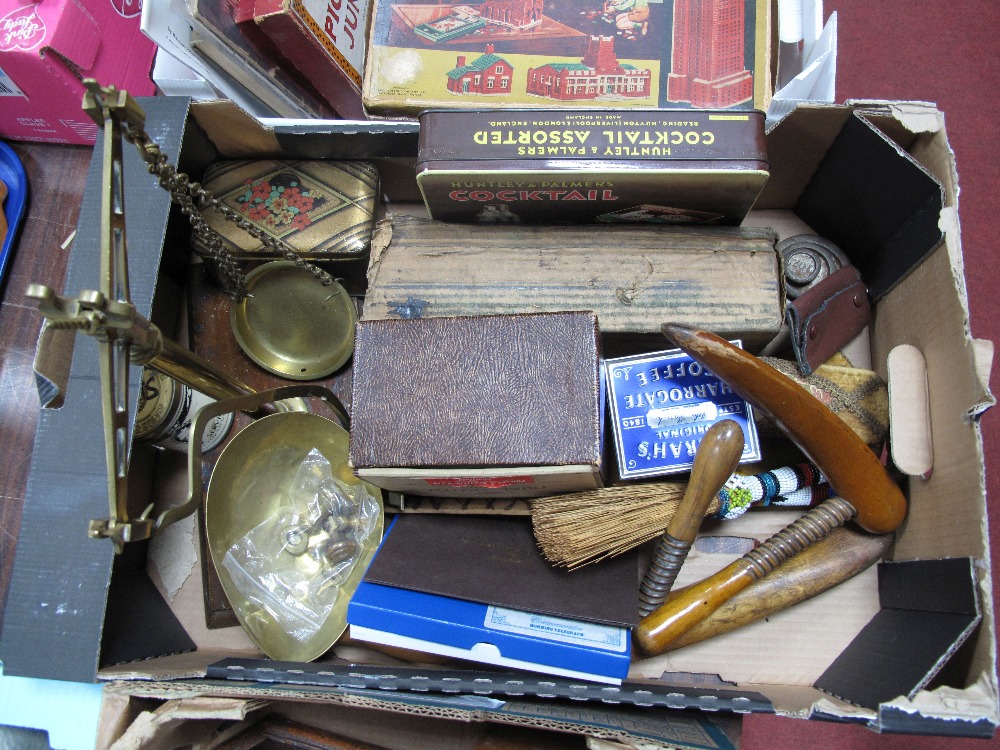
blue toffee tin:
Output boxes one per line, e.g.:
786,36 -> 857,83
605,344 -> 761,480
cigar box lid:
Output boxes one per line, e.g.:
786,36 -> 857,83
349,311 -> 604,469
193,159 -> 379,260
415,108 -> 769,169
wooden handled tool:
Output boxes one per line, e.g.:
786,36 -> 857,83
665,526 -> 893,650
637,419 -> 744,616
636,324 -> 907,656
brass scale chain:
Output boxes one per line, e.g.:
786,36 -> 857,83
118,116 -> 336,301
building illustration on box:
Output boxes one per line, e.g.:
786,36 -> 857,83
446,44 -> 514,95
480,0 -> 543,29
366,0 -> 767,115
667,0 -> 752,108
414,0 -> 542,43
526,36 -> 651,100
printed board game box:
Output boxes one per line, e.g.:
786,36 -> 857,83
415,108 -> 768,224
362,0 -> 772,117
605,344 -> 761,480
349,311 -> 606,497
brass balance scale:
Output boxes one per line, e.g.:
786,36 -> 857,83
26,82 -> 383,661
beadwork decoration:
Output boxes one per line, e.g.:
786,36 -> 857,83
715,462 -> 830,520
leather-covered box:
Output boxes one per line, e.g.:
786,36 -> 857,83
349,311 -> 605,496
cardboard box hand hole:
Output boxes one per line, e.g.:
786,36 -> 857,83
0,97 -> 997,744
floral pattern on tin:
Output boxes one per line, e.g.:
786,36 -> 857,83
235,172 -> 329,232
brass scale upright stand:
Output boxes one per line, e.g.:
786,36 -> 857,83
27,82 -> 338,551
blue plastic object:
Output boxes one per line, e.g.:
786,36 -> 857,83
0,139 -> 28,290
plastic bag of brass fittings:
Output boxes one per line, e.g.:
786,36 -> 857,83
221,448 -> 381,644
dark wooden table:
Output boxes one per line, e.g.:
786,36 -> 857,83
0,141 -> 91,631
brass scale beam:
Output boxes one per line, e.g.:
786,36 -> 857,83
26,83 -> 261,552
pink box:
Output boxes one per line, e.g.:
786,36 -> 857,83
0,0 -> 157,145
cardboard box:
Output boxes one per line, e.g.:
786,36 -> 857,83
250,0 -> 369,118
349,311 -> 606,496
0,0 -> 156,145
362,0 -> 772,117
1,97 -> 997,744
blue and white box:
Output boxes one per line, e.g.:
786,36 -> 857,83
605,344 -> 762,480
348,582 -> 631,685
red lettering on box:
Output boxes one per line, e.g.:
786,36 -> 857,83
424,476 -> 535,489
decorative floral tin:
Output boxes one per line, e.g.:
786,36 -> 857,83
193,159 -> 379,290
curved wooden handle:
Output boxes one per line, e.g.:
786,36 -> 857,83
666,419 -> 745,542
661,324 -> 907,534
636,559 -> 756,654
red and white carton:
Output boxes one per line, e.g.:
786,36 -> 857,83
0,0 -> 156,144
248,0 -> 367,118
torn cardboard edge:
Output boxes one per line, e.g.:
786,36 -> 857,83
100,682 -> 743,750
795,108 -> 946,303
815,558 -> 982,713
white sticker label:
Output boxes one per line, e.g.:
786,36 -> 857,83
485,606 -> 628,652
0,65 -> 24,96
295,0 -> 368,84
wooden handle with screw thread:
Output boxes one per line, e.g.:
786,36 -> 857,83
636,495 -> 857,654
637,419 -> 745,616
665,526 -> 893,651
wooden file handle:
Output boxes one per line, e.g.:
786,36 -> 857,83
637,419 -> 745,616
665,526 -> 893,651
637,557 -> 758,653
636,496 -> 857,653
665,419 -> 745,542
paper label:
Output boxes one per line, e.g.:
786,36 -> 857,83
484,606 -> 628,653
0,64 -> 25,96
292,0 -> 368,85
424,476 -> 534,489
